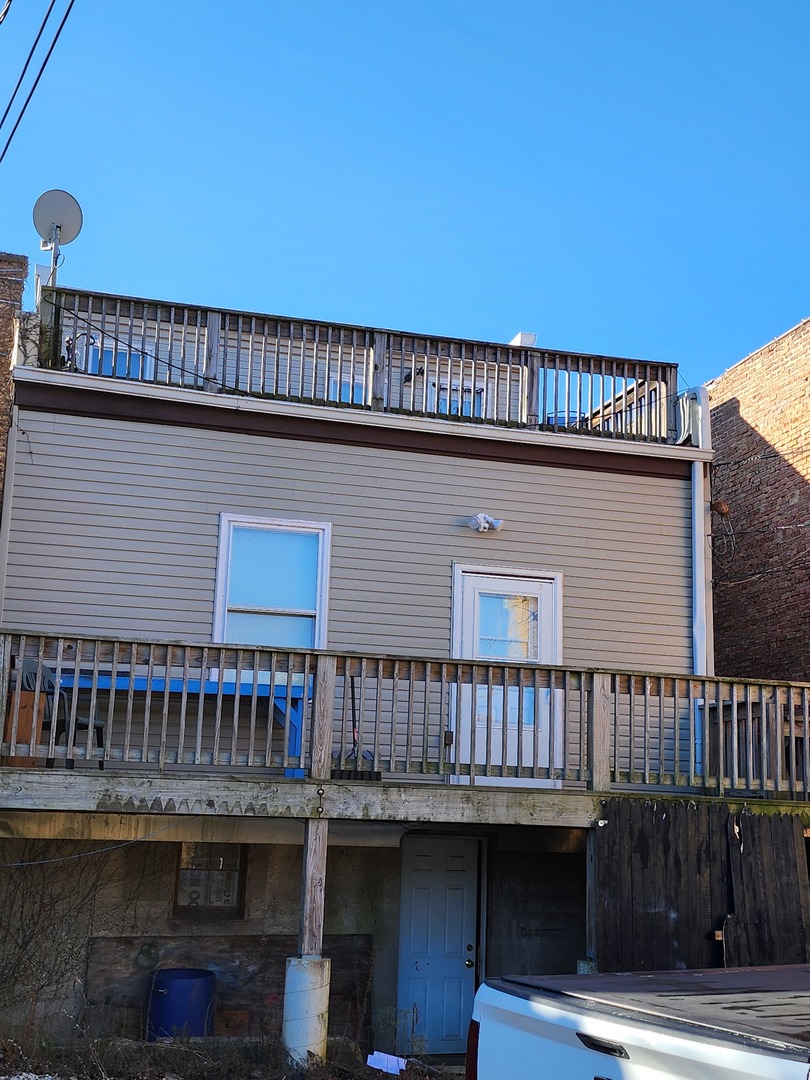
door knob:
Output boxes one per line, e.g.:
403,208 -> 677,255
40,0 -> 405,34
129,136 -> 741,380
465,958 -> 474,968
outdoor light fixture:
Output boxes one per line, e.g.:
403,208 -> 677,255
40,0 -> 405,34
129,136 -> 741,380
467,514 -> 504,533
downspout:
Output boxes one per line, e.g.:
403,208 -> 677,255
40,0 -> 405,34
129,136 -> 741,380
689,387 -> 714,677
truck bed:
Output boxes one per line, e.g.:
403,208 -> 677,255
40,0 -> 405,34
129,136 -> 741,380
493,966 -> 810,1052
471,966 -> 810,1079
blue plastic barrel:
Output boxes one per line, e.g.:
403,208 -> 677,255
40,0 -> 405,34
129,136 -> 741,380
146,968 -> 216,1040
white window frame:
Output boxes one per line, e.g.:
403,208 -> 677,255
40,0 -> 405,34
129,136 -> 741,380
213,514 -> 331,648
451,563 -> 563,664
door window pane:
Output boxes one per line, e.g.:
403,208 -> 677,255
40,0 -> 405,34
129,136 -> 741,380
477,593 -> 538,659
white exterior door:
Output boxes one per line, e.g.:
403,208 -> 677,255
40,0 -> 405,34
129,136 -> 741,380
396,836 -> 479,1055
452,566 -> 563,786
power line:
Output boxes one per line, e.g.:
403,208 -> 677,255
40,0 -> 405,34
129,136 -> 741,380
0,0 -> 75,168
0,0 -> 58,137
0,0 -> 14,27
52,301 -> 246,394
714,561 -> 810,586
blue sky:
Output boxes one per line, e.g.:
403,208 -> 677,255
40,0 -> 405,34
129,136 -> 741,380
1,1 -> 808,389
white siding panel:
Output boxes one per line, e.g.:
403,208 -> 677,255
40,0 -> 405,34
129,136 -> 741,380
2,410 -> 695,672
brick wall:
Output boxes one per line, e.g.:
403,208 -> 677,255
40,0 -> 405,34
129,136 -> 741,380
0,253 -> 28,498
708,320 -> 810,681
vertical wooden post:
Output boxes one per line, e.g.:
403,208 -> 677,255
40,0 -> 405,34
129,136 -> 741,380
37,285 -> 59,368
526,353 -> 540,427
203,310 -> 221,391
584,826 -> 600,971
588,672 -> 612,792
665,365 -> 680,443
300,653 -> 335,954
300,818 -> 329,957
311,654 -> 336,781
283,653 -> 336,1063
371,331 -> 388,412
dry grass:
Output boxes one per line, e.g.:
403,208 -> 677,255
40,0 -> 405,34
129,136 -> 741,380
0,1033 -> 457,1080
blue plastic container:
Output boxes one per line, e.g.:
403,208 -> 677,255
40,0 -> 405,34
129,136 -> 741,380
146,967 -> 216,1040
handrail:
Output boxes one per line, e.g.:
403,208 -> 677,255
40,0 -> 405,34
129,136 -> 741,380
2,632 -> 809,797
29,287 -> 681,443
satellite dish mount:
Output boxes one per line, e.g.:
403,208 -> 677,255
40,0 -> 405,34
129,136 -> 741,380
32,189 -> 83,288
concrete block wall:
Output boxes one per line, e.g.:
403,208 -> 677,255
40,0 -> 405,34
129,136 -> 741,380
708,319 -> 810,681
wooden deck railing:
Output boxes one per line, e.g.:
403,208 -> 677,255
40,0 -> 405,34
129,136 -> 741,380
31,288 -> 682,443
2,633 -> 809,798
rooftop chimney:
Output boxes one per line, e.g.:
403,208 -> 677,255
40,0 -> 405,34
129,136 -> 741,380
509,331 -> 537,348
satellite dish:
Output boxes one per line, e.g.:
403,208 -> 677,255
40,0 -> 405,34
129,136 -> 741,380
33,188 -> 83,245
32,189 -> 83,288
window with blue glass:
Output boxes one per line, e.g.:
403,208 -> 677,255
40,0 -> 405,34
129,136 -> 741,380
87,345 -> 155,380
214,516 -> 331,648
429,382 -> 484,418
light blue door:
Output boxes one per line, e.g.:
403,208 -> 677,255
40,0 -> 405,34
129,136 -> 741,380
396,836 -> 479,1054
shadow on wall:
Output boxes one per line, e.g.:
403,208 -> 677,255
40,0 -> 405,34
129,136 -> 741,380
710,397 -> 810,683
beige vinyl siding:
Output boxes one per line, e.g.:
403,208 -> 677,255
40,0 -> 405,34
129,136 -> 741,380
2,410 -> 693,671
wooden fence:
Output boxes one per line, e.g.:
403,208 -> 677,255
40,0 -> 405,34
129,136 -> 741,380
595,798 -> 810,971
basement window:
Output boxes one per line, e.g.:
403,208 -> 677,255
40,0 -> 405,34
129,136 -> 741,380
174,842 -> 247,919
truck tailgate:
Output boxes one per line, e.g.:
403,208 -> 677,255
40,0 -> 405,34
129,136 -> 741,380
472,967 -> 810,1080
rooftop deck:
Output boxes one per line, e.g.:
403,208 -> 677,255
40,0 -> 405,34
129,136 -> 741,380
25,287 -> 685,444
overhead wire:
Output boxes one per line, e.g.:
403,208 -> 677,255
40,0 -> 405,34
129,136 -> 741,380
0,0 -> 58,137
0,0 -> 14,27
53,301 -> 241,391
0,0 -> 75,168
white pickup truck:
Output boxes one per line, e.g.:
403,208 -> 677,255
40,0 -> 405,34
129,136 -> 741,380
466,966 -> 810,1080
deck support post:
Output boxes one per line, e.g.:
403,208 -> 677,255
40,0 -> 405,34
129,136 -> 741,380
282,654 -> 336,1064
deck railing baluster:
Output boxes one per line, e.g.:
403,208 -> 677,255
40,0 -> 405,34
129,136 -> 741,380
7,630 -> 809,796
47,289 -> 681,443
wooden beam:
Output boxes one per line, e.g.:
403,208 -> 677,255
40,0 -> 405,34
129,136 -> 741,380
300,818 -> 329,956
0,770 -> 605,826
0,810 -> 410,847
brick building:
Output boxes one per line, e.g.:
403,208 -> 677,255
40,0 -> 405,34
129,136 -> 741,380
707,320 -> 810,682
0,253 -> 28,495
